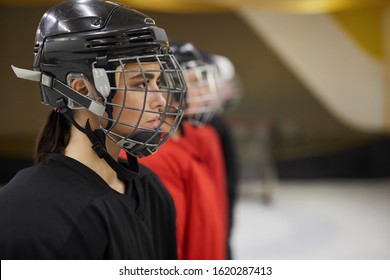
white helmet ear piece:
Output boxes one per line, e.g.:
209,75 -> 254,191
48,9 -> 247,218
93,68 -> 111,99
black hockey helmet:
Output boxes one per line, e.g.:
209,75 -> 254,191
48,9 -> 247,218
13,0 -> 187,158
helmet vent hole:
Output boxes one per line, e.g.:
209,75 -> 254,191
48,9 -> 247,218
86,31 -> 155,50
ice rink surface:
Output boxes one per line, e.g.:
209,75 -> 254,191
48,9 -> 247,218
231,179 -> 390,260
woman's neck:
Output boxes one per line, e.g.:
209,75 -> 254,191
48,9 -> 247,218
64,125 -> 126,194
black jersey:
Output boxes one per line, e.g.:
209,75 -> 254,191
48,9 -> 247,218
0,153 -> 177,260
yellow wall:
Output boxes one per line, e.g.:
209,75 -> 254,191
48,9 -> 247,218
332,7 -> 384,60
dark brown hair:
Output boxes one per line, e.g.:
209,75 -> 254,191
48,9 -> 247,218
33,111 -> 71,164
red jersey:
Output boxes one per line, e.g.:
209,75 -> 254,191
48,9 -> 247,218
183,123 -> 229,243
127,136 -> 227,259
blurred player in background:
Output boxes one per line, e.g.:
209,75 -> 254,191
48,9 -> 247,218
209,54 -> 243,259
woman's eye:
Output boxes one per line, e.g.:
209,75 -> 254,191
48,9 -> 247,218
137,81 -> 148,89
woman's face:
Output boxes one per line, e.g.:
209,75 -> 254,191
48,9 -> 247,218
184,65 -> 218,121
184,69 -> 204,115
108,61 -> 167,138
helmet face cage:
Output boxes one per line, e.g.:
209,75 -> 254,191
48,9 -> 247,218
92,54 -> 186,157
181,60 -> 220,126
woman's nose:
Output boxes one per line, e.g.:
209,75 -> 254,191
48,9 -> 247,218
148,82 -> 167,109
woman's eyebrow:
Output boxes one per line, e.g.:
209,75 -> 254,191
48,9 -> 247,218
129,73 -> 156,80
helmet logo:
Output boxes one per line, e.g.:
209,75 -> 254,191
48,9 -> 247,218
91,18 -> 102,27
144,18 -> 155,25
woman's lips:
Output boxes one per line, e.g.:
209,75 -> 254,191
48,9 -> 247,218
147,118 -> 160,128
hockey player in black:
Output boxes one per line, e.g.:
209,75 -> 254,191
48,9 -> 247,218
0,0 -> 186,259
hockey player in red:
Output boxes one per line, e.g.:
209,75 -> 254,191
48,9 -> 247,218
137,131 -> 226,259
180,49 -> 230,259
181,122 -> 228,252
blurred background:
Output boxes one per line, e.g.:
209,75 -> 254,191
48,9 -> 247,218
1,0 -> 390,259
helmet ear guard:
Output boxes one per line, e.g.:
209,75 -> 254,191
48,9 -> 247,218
66,72 -> 107,110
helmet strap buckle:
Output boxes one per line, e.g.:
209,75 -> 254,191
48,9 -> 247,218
55,98 -> 68,114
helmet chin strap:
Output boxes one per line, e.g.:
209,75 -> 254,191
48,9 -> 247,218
55,98 -> 139,181
122,129 -> 163,157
